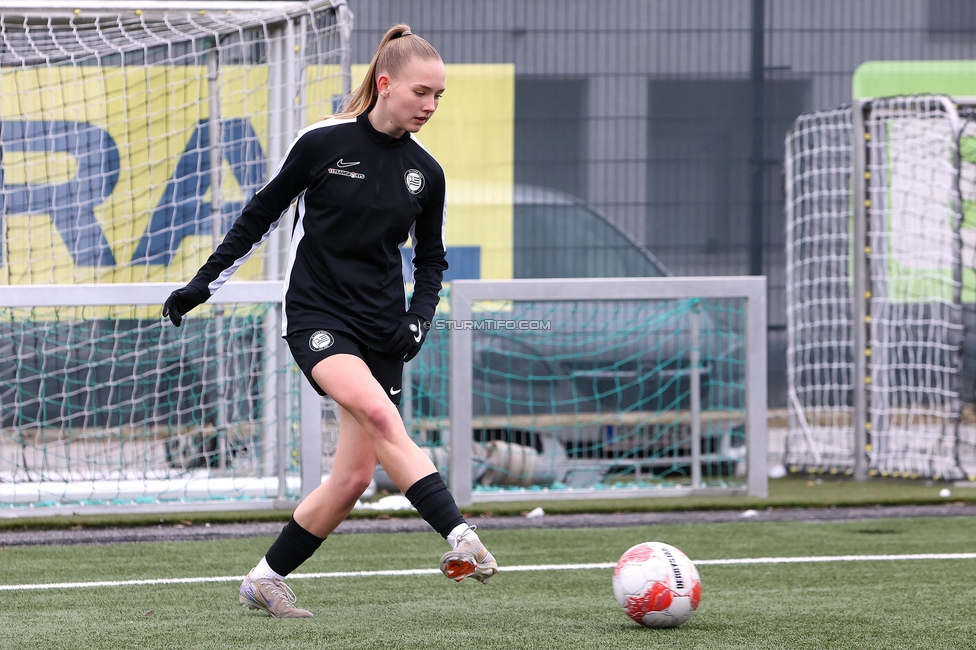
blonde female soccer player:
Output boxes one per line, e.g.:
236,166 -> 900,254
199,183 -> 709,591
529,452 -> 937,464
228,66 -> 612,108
163,24 -> 497,618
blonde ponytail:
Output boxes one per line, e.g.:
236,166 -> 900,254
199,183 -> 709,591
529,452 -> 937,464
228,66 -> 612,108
333,24 -> 441,119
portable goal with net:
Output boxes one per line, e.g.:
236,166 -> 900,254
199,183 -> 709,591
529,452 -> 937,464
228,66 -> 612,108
0,0 -> 351,514
785,94 -> 976,481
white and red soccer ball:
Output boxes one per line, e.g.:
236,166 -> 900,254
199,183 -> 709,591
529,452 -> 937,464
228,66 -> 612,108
612,541 -> 702,628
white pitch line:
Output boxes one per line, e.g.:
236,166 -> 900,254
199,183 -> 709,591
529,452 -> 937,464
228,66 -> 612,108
1,553 -> 974,592
694,553 -> 976,566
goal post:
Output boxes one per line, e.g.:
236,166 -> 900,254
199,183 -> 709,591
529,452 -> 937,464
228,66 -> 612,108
440,277 -> 769,505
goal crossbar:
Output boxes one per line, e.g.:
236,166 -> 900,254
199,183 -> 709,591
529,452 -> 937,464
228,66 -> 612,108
0,282 -> 283,308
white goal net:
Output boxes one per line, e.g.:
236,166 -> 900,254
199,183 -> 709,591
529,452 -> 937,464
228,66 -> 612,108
784,106 -> 855,471
0,0 -> 351,285
786,95 -> 976,480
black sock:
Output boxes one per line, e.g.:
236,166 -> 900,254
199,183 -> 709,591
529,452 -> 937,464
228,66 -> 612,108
264,516 -> 325,576
404,471 -> 466,539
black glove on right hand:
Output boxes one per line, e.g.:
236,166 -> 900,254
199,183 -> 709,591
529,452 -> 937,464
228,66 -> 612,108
386,313 -> 429,362
162,284 -> 208,327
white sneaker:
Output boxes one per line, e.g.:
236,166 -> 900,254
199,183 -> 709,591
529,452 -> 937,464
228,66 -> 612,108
439,526 -> 498,583
238,571 -> 313,618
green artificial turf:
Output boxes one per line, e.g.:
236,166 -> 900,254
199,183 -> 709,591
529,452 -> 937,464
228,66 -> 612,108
2,516 -> 975,649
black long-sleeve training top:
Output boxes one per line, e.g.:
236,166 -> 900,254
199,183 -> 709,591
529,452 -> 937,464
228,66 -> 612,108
186,111 -> 449,351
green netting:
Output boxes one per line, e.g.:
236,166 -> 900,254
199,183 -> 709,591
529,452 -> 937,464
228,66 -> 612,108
0,304 -> 302,509
410,292 -> 748,494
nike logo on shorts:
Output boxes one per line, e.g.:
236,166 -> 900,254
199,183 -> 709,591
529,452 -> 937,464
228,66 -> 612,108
389,387 -> 402,396
336,159 -> 360,168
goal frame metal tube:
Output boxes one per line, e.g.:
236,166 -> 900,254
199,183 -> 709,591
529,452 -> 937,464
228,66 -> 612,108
0,1 -> 344,18
0,282 -> 282,307
852,100 -> 869,482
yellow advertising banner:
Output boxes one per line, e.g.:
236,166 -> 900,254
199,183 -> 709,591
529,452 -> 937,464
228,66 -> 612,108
0,63 -> 514,285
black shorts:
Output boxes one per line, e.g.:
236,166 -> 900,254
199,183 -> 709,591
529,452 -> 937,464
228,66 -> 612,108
286,328 -> 404,404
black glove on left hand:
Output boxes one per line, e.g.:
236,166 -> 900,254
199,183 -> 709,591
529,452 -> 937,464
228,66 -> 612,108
387,313 -> 429,362
162,284 -> 208,327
